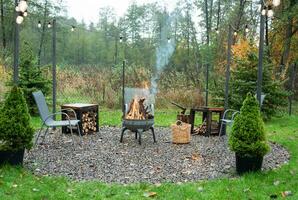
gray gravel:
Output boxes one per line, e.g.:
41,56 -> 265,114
24,127 -> 290,184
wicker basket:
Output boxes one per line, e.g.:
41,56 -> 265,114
171,120 -> 191,144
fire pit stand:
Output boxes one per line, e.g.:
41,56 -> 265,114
120,118 -> 156,145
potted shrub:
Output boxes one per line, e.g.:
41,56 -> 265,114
229,93 -> 270,174
0,86 -> 34,166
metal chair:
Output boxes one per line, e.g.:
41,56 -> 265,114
32,91 -> 82,146
219,109 -> 240,136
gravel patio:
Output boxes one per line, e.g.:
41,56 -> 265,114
24,127 -> 290,184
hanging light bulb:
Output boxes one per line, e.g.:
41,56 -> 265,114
267,8 -> 274,18
23,11 -> 28,17
38,21 -> 42,28
47,22 -> 52,28
119,36 -> 123,43
273,0 -> 281,7
71,26 -> 75,32
18,0 -> 28,13
215,28 -> 219,34
16,16 -> 24,24
15,6 -> 20,12
167,37 -> 171,43
233,31 -> 237,36
245,25 -> 249,33
261,8 -> 266,16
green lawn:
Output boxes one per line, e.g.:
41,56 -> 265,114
30,109 -> 202,128
0,114 -> 297,199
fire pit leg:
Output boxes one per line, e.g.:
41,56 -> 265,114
150,127 -> 156,143
137,129 -> 142,145
135,132 -> 138,140
120,127 -> 128,143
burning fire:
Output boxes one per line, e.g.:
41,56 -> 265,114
125,96 -> 153,120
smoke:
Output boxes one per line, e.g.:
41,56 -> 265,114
151,12 -> 176,96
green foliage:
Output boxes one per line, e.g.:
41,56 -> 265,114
18,42 -> 50,114
229,93 -> 270,157
230,51 -> 288,120
0,86 -> 34,152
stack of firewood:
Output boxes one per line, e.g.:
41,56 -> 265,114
193,120 -> 219,135
125,97 -> 153,120
194,120 -> 207,135
82,111 -> 97,134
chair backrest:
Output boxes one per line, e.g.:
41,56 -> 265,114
254,94 -> 266,106
32,91 -> 51,122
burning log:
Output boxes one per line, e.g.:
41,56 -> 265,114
125,97 -> 153,120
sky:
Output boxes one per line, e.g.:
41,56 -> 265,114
65,0 -> 178,24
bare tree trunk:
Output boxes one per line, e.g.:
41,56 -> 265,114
209,0 -> 214,36
216,0 -> 221,30
37,0 -> 48,66
279,18 -> 293,74
233,0 -> 246,44
0,0 -> 6,49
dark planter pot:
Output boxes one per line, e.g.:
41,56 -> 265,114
235,153 -> 263,175
0,149 -> 25,166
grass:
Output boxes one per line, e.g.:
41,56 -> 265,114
1,113 -> 298,199
30,109 -> 203,129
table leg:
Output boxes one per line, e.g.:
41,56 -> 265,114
189,109 -> 195,134
219,111 -> 224,135
206,110 -> 212,136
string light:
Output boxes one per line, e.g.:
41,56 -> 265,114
18,0 -> 28,13
48,22 -> 52,28
215,28 -> 219,34
16,16 -> 24,24
245,25 -> 249,33
119,36 -> 123,43
71,26 -> 75,32
233,31 -> 237,36
167,37 -> 171,43
267,6 -> 274,18
272,0 -> 281,7
15,0 -> 28,24
38,21 -> 42,28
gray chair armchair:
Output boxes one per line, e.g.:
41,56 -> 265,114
219,109 -> 240,136
32,91 -> 82,146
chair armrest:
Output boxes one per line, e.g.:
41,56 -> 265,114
44,112 -> 71,123
61,108 -> 78,119
231,111 -> 240,120
222,109 -> 239,120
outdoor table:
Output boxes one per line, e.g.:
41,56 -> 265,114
189,107 -> 224,136
61,103 -> 99,135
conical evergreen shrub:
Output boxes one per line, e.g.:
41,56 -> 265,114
229,93 -> 270,157
0,86 -> 34,152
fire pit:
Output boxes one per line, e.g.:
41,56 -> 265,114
120,88 -> 156,145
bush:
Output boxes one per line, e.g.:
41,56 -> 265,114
0,86 -> 34,152
18,42 -> 50,114
229,93 -> 270,157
